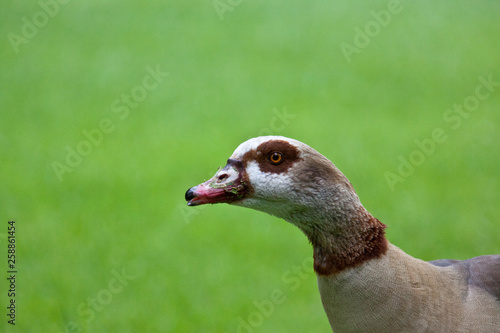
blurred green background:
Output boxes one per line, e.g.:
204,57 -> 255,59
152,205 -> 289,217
1,1 -> 499,332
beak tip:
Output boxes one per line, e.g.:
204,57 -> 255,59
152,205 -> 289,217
185,187 -> 197,202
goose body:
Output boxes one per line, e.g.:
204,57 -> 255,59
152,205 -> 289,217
185,136 -> 500,332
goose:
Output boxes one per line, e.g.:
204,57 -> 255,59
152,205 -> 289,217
185,136 -> 500,332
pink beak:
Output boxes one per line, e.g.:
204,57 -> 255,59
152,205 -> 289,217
185,159 -> 248,206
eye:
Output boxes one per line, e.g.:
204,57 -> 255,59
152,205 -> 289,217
269,152 -> 283,165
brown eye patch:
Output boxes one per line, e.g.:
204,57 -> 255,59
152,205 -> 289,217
241,140 -> 301,174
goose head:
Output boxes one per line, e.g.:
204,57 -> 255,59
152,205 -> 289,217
186,136 -> 363,231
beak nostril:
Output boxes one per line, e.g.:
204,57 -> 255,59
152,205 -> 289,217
217,174 -> 229,183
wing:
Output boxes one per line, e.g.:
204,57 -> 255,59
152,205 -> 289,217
429,258 -> 461,267
430,255 -> 500,301
465,255 -> 500,301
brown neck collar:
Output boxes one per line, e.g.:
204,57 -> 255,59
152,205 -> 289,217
308,207 -> 388,276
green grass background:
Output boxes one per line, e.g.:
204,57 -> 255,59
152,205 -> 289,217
1,1 -> 499,332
